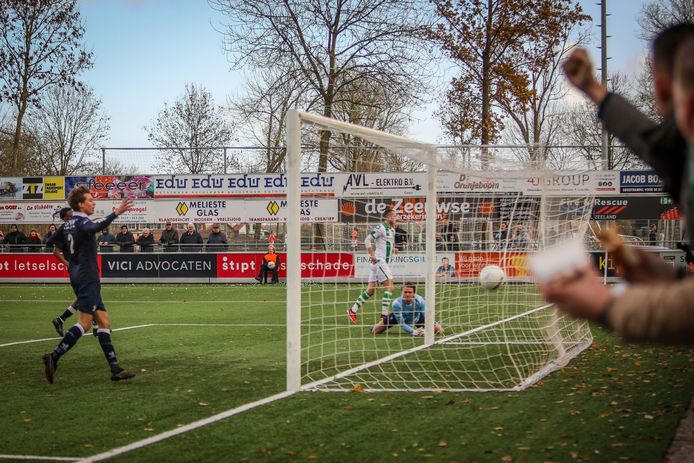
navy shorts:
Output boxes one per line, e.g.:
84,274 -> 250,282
76,281 -> 107,314
383,314 -> 425,328
68,267 -> 79,297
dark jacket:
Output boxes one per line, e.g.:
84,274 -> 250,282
206,231 -> 228,252
599,93 -> 689,239
116,231 -> 135,252
160,228 -> 179,252
179,231 -> 203,252
137,233 -> 155,252
97,231 -> 117,253
26,234 -> 42,252
4,230 -> 26,251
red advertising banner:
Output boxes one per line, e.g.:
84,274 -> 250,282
216,252 -> 354,279
0,254 -> 71,278
455,252 -> 529,278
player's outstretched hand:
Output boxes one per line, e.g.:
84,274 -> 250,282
412,327 -> 425,336
618,247 -> 678,283
114,198 -> 134,216
563,48 -> 607,104
538,264 -> 613,323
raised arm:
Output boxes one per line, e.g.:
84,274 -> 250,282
82,199 -> 134,234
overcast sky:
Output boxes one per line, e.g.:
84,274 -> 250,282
77,0 -> 652,150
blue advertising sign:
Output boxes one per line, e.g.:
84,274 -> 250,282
619,171 -> 664,194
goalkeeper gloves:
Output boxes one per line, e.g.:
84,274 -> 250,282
412,327 -> 425,336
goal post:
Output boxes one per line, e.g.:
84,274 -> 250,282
286,109 -> 594,393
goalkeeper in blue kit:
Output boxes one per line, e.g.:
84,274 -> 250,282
371,282 -> 443,336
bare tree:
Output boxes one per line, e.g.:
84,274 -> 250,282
502,29 -> 590,163
637,0 -> 694,44
634,0 -> 694,120
146,83 -> 234,174
24,85 -> 109,175
210,0 -> 433,172
328,75 -> 417,173
230,68 -> 306,174
559,73 -> 648,170
428,0 -> 588,155
0,0 -> 93,174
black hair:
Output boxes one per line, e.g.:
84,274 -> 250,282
653,23 -> 694,74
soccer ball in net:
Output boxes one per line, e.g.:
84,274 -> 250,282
479,265 -> 506,290
267,261 -> 276,270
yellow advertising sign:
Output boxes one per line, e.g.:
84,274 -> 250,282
43,177 -> 65,200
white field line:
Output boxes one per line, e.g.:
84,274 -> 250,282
0,299 -> 286,304
0,324 -> 283,348
0,454 -> 78,461
77,390 -> 296,463
301,304 -> 555,392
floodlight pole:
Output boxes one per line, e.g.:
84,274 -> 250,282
600,0 -> 609,170
101,147 -> 106,172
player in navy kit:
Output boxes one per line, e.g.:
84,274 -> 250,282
43,187 -> 135,383
44,207 -> 98,337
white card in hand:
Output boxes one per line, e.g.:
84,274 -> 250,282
528,239 -> 590,284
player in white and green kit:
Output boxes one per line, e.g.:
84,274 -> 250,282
347,209 -> 399,324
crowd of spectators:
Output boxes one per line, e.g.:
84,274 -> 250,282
0,222 -> 241,253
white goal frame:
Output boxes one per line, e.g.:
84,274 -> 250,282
285,109 -> 592,393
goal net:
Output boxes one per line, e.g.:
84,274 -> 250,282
285,110 -> 594,392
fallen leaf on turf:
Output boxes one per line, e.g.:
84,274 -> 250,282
438,440 -> 448,447
199,402 -> 209,406
501,455 -> 513,462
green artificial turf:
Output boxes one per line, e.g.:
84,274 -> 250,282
0,284 -> 691,462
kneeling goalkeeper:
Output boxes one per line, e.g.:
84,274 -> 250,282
371,282 -> 443,336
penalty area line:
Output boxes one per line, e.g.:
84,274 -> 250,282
0,323 -> 283,348
78,390 -> 296,463
0,299 -> 286,304
0,454 -> 78,461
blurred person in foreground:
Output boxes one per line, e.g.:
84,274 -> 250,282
539,36 -> 694,345
563,23 -> 694,243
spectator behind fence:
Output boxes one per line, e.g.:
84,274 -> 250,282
137,228 -> 155,252
649,223 -> 658,245
116,225 -> 135,252
44,224 -> 58,252
160,221 -> 179,252
395,225 -> 409,249
350,227 -> 359,250
4,224 -> 26,253
97,228 -> 117,253
44,224 -> 57,243
26,229 -> 42,252
206,223 -> 228,252
0,230 -> 4,251
180,223 -> 203,252
255,244 -> 280,284
268,230 -> 277,246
